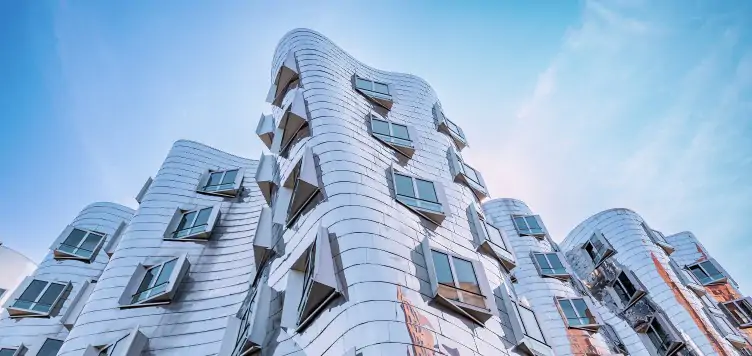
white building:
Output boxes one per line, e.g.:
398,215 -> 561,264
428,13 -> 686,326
0,243 -> 37,307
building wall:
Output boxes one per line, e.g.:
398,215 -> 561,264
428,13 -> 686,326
0,202 -> 134,351
58,140 -> 262,356
0,245 -> 37,306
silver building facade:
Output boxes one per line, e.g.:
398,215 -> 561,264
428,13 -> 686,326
0,28 -> 750,356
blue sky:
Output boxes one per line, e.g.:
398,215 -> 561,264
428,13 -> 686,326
1,1 -> 751,291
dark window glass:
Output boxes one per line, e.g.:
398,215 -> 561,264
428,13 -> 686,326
176,211 -> 197,232
35,283 -> 65,311
374,82 -> 389,95
221,169 -> 238,185
17,280 -> 47,304
133,266 -> 158,303
394,174 -> 415,198
535,254 -> 551,270
37,339 -> 63,356
415,179 -> 438,203
432,251 -> 454,285
617,272 -> 637,301
453,257 -> 481,294
79,232 -> 103,254
355,78 -> 371,90
62,228 -> 87,248
371,119 -> 390,136
0,349 -> 17,356
526,216 -> 542,231
560,299 -> 579,324
513,217 -> 528,232
207,172 -> 223,187
701,261 -> 723,279
391,124 -> 409,140
193,208 -> 213,228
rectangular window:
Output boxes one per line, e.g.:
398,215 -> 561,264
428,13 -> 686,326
600,323 -> 629,355
646,318 -> 675,355
355,77 -> 390,95
722,298 -> 752,328
583,231 -> 614,267
99,334 -> 129,356
432,250 -> 485,309
557,298 -> 598,328
173,207 -> 213,239
688,260 -> 725,285
483,220 -> 509,251
394,173 -> 441,213
131,258 -> 177,304
203,169 -> 239,193
445,118 -> 465,140
298,242 -> 317,322
55,227 -> 106,260
513,215 -> 545,236
12,280 -> 67,314
371,117 -> 413,148
515,302 -> 547,344
0,349 -> 18,356
37,339 -> 63,356
533,253 -> 568,277
613,271 -> 641,307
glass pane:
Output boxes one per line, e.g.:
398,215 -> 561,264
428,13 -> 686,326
207,172 -> 223,187
134,266 -> 158,301
484,223 -> 506,249
525,216 -> 543,233
394,174 -> 415,198
62,228 -> 87,248
373,82 -> 389,95
79,232 -> 103,255
534,254 -> 551,270
559,299 -> 581,325
392,124 -> 409,140
727,301 -> 752,325
431,251 -> 454,285
437,283 -> 459,301
618,272 -> 637,298
371,119 -> 390,136
572,298 -> 592,323
37,339 -> 63,356
517,304 -> 546,342
0,349 -> 18,356
453,257 -> 481,295
176,211 -> 197,231
548,253 -> 565,271
355,78 -> 371,90
154,259 -> 177,289
739,301 -> 752,324
462,163 -> 480,184
34,283 -> 65,312
193,208 -> 213,227
415,179 -> 438,203
221,169 -> 238,185
585,243 -> 597,262
513,216 -> 528,232
17,279 -> 47,304
701,261 -> 723,280
460,290 -> 486,309
690,265 -> 708,282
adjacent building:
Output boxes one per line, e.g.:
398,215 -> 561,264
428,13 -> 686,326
0,244 -> 37,307
0,28 -> 749,356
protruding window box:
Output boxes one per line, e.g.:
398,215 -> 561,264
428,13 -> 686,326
353,75 -> 393,110
104,221 -> 127,258
0,345 -> 26,356
512,215 -> 547,238
83,327 -> 148,356
390,167 -> 448,225
636,314 -> 686,356
721,297 -> 752,329
274,89 -> 309,155
197,168 -> 244,197
467,205 -> 515,271
255,153 -> 279,205
279,147 -> 321,227
555,297 -> 602,332
449,150 -> 488,200
253,206 -> 274,270
61,280 -> 95,330
369,115 -> 416,157
218,283 -> 271,356
267,51 -> 299,108
51,225 -> 107,262
281,225 -> 341,332
531,252 -> 570,281
421,238 -> 498,325
642,223 -> 675,255
163,205 -> 221,241
687,260 -> 728,286
256,114 -> 276,149
582,230 -> 615,269
499,292 -> 552,356
135,176 -> 152,204
433,103 -> 467,150
3,277 -> 71,318
119,255 -> 190,308
612,270 -> 647,311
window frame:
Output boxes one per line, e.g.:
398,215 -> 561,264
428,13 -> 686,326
641,222 -> 675,255
353,75 -> 393,110
281,147 -> 321,227
118,254 -> 191,309
498,290 -> 552,356
0,345 -> 26,356
197,168 -> 245,197
449,150 -> 488,200
267,51 -> 299,108
555,297 -> 601,331
32,338 -> 64,356
467,205 -> 516,271
600,323 -> 629,355
390,167 -> 447,225
84,327 -> 148,356
369,115 -> 416,157
52,225 -> 107,262
272,88 -> 309,156
4,277 -> 71,318
582,230 -> 615,268
164,205 -> 221,241
512,215 -> 546,238
611,270 -> 647,310
640,314 -> 685,356
686,260 -> 727,286
721,297 -> 752,329
433,103 -> 467,150
255,153 -> 279,205
531,252 -> 570,280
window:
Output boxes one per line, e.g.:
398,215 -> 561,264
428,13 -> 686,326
37,339 -> 63,356
198,168 -> 244,197
119,255 -> 190,308
449,152 -> 488,200
252,206 -> 274,271
687,260 -> 726,285
135,176 -> 152,204
722,298 -> 752,328
370,116 -> 415,157
84,327 -> 148,356
53,226 -> 106,261
556,297 -> 600,331
280,147 -> 321,227
532,252 -> 569,279
164,205 -> 221,241
5,278 -> 70,317
256,113 -> 276,149
513,215 -> 546,237
0,347 -> 24,356
281,225 -> 340,332
392,169 -> 446,225
642,315 -> 685,356
642,222 -> 675,255
433,103 -> 467,150
255,153 -> 279,205
467,205 -> 515,271
354,75 -> 393,109
274,88 -> 309,155
267,51 -> 299,108
515,302 -> 547,344
583,231 -> 615,268
612,270 -> 646,310
600,323 -> 629,355
219,279 -> 271,356
500,292 -> 552,356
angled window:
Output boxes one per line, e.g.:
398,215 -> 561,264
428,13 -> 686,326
514,302 -> 547,345
433,103 -> 467,150
391,168 -> 447,225
641,222 -> 675,255
164,205 -> 221,241
582,230 -> 615,268
513,215 -> 546,237
197,168 -> 244,197
218,279 -> 271,356
61,279 -> 95,330
84,327 -> 148,356
119,255 -> 190,308
252,206 -> 274,271
52,226 -> 106,262
703,306 -> 749,349
135,176 -> 152,204
449,151 -> 488,200
266,51 -> 299,108
640,314 -> 685,356
687,260 -> 726,286
35,339 -> 63,356
612,270 -> 647,310
721,298 -> 752,328
256,114 -> 276,149
421,238 -> 498,325
255,153 -> 278,205
467,205 -> 515,271
369,115 -> 415,157
281,225 -> 341,332
532,252 -> 569,280
556,297 -> 600,331
0,288 -> 5,300
282,147 -> 321,227
274,89 -> 309,155
499,291 -> 552,356
354,75 -> 393,109
600,323 -> 629,355
669,260 -> 706,296
0,345 -> 26,356
4,278 -> 70,318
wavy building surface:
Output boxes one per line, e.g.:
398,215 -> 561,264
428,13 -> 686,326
0,28 -> 749,356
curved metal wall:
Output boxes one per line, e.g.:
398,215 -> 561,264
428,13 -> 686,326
0,202 -> 134,351
0,246 -> 37,306
561,209 -> 737,356
264,29 -> 517,356
482,198 -> 610,356
58,140 -> 263,355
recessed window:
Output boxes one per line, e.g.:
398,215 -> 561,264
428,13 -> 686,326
722,298 -> 752,328
612,270 -> 646,309
354,76 -> 392,109
687,260 -> 726,285
119,255 -> 190,308
165,205 -> 221,241
532,252 -> 569,279
433,103 -> 467,150
53,227 -> 106,262
6,279 -> 69,318
513,215 -> 545,237
642,315 -> 685,356
556,297 -> 600,331
370,116 -> 415,157
514,302 -> 547,344
392,170 -> 446,225
198,168 -> 243,197
583,231 -> 615,268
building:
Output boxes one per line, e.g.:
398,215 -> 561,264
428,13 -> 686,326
0,28 -> 749,356
0,244 -> 37,307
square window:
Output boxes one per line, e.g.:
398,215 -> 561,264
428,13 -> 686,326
6,279 -> 69,318
392,169 -> 446,225
433,103 -> 467,150
513,215 -> 546,237
131,258 -> 177,304
557,298 -> 599,330
532,252 -> 569,279
687,260 -> 726,285
53,226 -> 106,261
119,255 -> 190,308
198,168 -> 244,197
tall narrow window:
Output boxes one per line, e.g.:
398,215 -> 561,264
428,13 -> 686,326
354,75 -> 393,109
432,251 -> 485,309
687,260 -> 726,285
556,298 -> 600,331
722,298 -> 752,328
600,323 -> 629,355
37,339 -> 63,356
513,215 -> 546,237
370,116 -> 415,157
392,170 -> 446,224
467,206 -> 516,271
515,302 -> 547,344
612,270 -> 646,309
7,279 -> 69,317
532,252 -> 569,279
